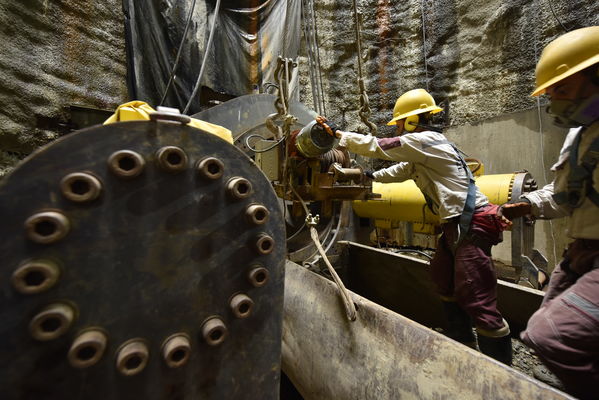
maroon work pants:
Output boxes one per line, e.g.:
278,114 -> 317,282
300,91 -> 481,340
521,239 -> 599,400
430,217 -> 505,331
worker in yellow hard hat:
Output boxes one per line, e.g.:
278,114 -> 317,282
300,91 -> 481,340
500,26 -> 599,399
316,88 -> 513,365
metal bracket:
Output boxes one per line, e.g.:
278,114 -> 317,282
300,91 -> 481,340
518,248 -> 547,290
149,106 -> 191,124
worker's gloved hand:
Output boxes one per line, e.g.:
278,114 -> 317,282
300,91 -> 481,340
364,170 -> 375,180
315,116 -> 340,138
498,200 -> 532,220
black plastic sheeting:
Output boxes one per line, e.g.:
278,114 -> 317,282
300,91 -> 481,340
123,0 -> 301,115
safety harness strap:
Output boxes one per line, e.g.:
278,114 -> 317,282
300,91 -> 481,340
553,128 -> 599,208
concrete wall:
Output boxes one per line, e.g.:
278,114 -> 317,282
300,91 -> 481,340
445,108 -> 570,267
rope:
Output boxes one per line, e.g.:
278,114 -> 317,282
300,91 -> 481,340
289,185 -> 357,321
159,0 -> 198,106
183,0 -> 222,114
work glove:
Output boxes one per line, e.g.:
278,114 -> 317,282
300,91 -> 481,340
498,200 -> 532,220
315,116 -> 340,138
364,170 -> 375,180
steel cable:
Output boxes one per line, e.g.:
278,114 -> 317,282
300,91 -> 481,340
159,0 -> 198,106
183,0 -> 222,114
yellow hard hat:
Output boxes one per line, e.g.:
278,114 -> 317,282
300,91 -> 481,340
532,26 -> 599,96
387,89 -> 443,126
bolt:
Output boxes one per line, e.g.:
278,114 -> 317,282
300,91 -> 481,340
162,334 -> 191,368
11,259 -> 60,294
201,317 -> 227,346
247,266 -> 269,287
108,150 -> 145,178
197,157 -> 224,180
29,303 -> 76,341
68,329 -> 108,369
245,204 -> 270,225
229,293 -> 254,319
156,146 -> 188,173
226,177 -> 252,199
24,211 -> 70,244
60,172 -> 103,203
115,339 -> 149,376
255,233 -> 275,255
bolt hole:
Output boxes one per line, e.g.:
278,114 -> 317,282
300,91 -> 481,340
70,179 -> 90,195
35,221 -> 57,237
167,152 -> 182,166
77,346 -> 97,361
260,240 -> 272,252
118,156 -> 136,171
238,303 -> 250,314
41,318 -> 61,333
24,270 -> 46,287
255,272 -> 266,283
255,210 -> 266,221
207,162 -> 221,175
210,329 -> 223,342
237,182 -> 249,194
171,349 -> 186,362
125,356 -> 142,370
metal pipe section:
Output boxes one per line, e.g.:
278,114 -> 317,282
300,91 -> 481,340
294,120 -> 336,158
352,173 -> 516,226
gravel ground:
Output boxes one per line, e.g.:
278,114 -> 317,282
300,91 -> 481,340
511,338 -> 565,392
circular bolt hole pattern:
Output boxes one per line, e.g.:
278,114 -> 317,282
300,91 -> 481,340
156,146 -> 188,173
227,177 -> 252,199
116,340 -> 149,376
246,204 -> 269,225
162,334 -> 191,368
29,303 -> 75,341
108,150 -> 145,178
197,157 -> 224,180
247,267 -> 269,287
12,260 -> 60,294
255,234 -> 275,255
60,172 -> 102,203
25,211 -> 70,244
230,293 -> 254,319
201,317 -> 227,346
68,330 -> 107,369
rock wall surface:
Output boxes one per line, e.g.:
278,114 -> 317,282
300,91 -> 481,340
0,1 -> 128,177
300,0 -> 599,134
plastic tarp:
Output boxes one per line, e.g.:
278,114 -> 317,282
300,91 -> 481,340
123,0 -> 301,115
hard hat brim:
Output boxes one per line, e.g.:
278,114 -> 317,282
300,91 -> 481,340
531,54 -> 599,96
387,106 -> 443,126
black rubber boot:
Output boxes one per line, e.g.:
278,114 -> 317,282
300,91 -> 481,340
441,301 -> 476,346
478,334 -> 513,365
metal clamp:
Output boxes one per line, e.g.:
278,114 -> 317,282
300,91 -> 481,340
305,213 -> 320,227
149,106 -> 191,125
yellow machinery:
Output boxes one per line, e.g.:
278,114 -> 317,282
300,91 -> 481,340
352,173 -> 517,234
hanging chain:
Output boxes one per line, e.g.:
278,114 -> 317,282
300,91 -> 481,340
266,56 -> 298,140
352,6 -> 377,135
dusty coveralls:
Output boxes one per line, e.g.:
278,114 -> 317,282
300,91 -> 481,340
520,124 -> 599,399
338,130 -> 507,332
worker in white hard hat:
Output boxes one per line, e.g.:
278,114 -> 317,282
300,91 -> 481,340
500,26 -> 599,399
316,88 -> 513,365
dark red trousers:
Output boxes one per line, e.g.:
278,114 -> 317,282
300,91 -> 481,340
521,239 -> 599,400
430,206 -> 505,331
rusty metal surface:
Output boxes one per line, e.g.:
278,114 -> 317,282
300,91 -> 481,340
0,121 -> 285,399
342,242 -> 544,334
282,260 -> 573,400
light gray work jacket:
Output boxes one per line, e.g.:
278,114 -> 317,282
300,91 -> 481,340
522,123 -> 599,240
338,130 -> 488,222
